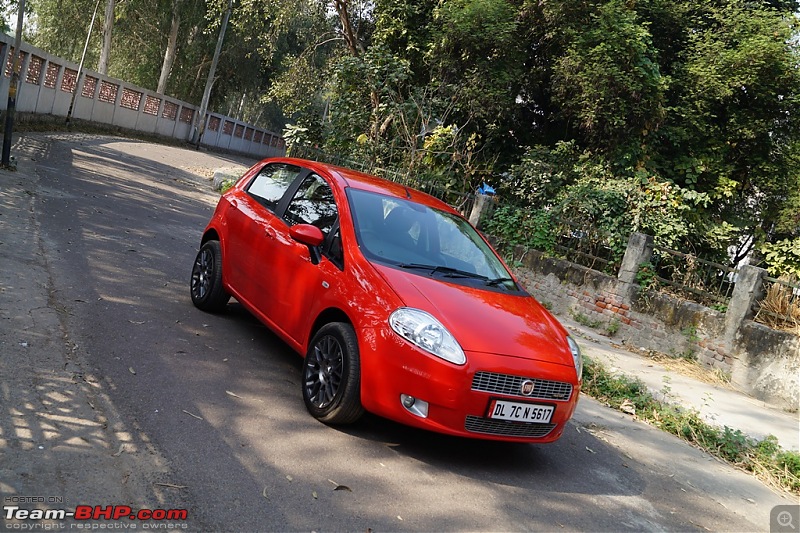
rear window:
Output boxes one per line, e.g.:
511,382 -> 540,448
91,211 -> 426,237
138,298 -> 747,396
246,163 -> 302,211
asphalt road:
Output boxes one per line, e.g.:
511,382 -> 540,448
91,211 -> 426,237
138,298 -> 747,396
23,133 -> 789,532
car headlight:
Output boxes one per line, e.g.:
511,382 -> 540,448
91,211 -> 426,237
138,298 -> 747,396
389,308 -> 466,365
567,336 -> 583,381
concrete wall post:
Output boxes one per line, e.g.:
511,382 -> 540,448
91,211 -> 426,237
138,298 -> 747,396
724,265 -> 766,346
617,232 -> 654,286
468,194 -> 489,228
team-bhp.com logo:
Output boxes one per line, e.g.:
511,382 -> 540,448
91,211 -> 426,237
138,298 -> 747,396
4,504 -> 188,527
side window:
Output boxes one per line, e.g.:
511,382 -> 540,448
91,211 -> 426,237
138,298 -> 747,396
284,174 -> 338,235
246,163 -> 302,211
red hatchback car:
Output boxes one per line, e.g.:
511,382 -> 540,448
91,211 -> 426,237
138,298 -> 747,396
190,157 -> 582,443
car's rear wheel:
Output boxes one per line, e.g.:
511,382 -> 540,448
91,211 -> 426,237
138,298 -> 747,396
190,240 -> 230,312
302,322 -> 364,424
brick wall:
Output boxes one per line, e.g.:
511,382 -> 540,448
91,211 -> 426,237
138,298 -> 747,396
509,244 -> 799,410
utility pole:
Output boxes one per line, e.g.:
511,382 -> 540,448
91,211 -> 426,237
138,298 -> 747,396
66,0 -> 102,128
2,0 -> 26,168
191,0 -> 232,147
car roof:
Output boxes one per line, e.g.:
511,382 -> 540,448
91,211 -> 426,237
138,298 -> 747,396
266,157 -> 461,215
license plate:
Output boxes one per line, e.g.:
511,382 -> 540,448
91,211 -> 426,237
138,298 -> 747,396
489,400 -> 554,424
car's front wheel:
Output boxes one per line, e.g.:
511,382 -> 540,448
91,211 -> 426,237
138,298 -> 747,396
189,240 -> 230,312
302,322 -> 364,424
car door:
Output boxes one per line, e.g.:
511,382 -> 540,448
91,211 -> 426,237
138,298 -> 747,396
224,162 -> 306,310
259,172 -> 341,343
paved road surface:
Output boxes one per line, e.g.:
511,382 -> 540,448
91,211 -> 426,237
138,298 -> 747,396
1,133 -> 793,532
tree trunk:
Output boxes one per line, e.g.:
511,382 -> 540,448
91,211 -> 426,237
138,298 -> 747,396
97,0 -> 115,74
157,0 -> 181,94
331,0 -> 381,160
332,0 -> 361,56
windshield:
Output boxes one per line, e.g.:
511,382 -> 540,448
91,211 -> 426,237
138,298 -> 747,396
348,188 -> 518,291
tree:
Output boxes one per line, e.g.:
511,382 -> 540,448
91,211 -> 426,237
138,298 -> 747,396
28,0 -> 100,63
546,0 -> 667,157
649,1 -> 800,259
156,0 -> 180,94
97,0 -> 114,74
20,0 -> 800,273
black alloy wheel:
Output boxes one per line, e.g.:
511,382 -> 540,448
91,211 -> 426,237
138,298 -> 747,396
189,240 -> 230,312
302,322 -> 364,424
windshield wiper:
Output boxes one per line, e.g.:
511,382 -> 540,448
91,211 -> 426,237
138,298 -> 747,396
398,263 -> 489,280
486,277 -> 516,287
486,278 -> 516,287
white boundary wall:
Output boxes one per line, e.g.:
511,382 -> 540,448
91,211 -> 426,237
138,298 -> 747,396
0,33 -> 285,159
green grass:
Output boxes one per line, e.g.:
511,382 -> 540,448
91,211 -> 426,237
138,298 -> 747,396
582,356 -> 800,495
572,311 -> 602,329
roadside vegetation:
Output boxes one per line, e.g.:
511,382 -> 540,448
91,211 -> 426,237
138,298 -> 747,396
582,356 -> 800,495
16,0 -> 800,280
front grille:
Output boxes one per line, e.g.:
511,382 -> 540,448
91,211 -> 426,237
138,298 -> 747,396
472,371 -> 573,401
464,416 -> 556,438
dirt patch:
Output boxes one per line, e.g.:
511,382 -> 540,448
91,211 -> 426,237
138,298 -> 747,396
180,166 -> 216,179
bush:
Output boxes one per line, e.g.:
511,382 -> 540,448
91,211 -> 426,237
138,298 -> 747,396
760,238 -> 800,278
482,205 -> 556,255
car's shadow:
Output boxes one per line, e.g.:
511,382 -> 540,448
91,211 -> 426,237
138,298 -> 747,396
218,301 -> 643,496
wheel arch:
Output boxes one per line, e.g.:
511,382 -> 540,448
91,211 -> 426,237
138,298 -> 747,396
308,307 -> 354,346
201,228 -> 221,245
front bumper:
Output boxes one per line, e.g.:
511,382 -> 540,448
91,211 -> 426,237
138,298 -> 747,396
359,327 -> 580,443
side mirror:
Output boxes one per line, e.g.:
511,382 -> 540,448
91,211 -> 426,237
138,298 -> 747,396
289,224 -> 324,264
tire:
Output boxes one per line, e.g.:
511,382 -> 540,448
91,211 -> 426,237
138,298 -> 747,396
302,322 -> 364,424
189,240 -> 230,312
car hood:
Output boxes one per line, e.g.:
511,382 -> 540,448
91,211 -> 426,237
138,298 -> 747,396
373,264 -> 573,367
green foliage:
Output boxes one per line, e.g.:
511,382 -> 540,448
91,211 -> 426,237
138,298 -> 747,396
549,0 -> 667,151
651,2 -> 800,259
219,178 -> 236,194
572,312 -> 601,329
775,177 -> 800,237
636,261 -> 659,291
504,141 -> 581,208
627,176 -> 711,250
23,0 -> 800,273
583,357 -> 652,411
501,143 -> 709,257
27,0 -> 100,62
481,205 -> 556,256
681,325 -> 700,343
760,239 -> 800,278
429,0 -> 524,149
583,357 -> 800,494
283,124 -> 312,149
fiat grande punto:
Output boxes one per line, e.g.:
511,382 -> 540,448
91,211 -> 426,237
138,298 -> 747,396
190,157 -> 582,442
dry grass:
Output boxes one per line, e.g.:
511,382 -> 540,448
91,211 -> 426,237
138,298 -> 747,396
649,353 -> 733,387
755,278 -> 800,335
612,343 -> 733,387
